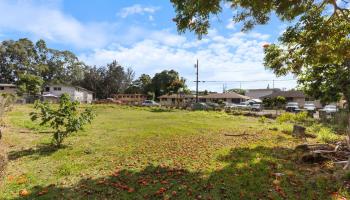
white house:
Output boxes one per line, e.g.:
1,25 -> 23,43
200,92 -> 250,104
0,83 -> 17,95
43,85 -> 93,103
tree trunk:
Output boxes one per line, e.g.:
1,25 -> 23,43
344,95 -> 350,170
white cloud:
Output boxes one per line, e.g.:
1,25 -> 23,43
226,20 -> 235,30
118,4 -> 160,18
80,29 -> 296,91
0,0 -> 114,49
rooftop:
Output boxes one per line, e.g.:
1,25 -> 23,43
201,92 -> 250,99
0,83 -> 16,87
262,90 -> 305,98
159,94 -> 197,99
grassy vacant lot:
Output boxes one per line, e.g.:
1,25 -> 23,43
0,105 -> 348,199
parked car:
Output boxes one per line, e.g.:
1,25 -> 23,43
142,100 -> 160,107
206,102 -> 220,110
250,104 -> 262,111
304,103 -> 316,113
285,102 -> 300,112
236,102 -> 249,110
321,105 -> 338,114
191,102 -> 210,110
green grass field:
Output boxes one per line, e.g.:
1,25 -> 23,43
0,105 -> 348,199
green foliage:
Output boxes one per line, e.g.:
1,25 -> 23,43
264,10 -> 350,105
277,111 -> 313,125
30,94 -> 95,147
263,96 -> 286,108
171,0 -> 349,36
17,74 -> 44,96
0,38 -> 85,86
151,70 -> 188,98
258,116 -> 267,123
79,62 -> 135,99
316,127 -> 340,143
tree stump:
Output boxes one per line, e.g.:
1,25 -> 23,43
301,152 -> 329,163
292,125 -> 306,138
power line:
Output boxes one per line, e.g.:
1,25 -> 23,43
192,79 -> 296,83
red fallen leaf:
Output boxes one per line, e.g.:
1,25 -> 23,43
7,175 -> 14,181
138,179 -> 148,186
331,192 -> 347,200
161,180 -> 168,184
155,187 -> 166,195
19,189 -> 29,197
274,185 -> 286,198
37,188 -> 48,196
128,188 -> 135,193
172,191 -> 177,196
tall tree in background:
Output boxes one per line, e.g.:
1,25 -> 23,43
151,70 -> 188,98
125,74 -> 152,94
80,61 -> 135,99
0,38 -> 85,95
79,66 -> 105,99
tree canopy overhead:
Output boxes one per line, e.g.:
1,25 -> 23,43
171,0 -> 350,37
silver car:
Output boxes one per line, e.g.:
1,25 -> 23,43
142,100 -> 160,107
321,105 -> 338,113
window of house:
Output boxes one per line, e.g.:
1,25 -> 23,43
0,86 -> 4,90
172,98 -> 175,103
54,87 -> 61,91
45,87 -> 50,92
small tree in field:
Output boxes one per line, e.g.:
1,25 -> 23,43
30,94 -> 95,147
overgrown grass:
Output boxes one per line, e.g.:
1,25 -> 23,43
276,112 -> 343,143
0,105 -> 348,199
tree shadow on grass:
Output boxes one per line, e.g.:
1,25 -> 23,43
11,146 -> 341,200
8,144 -> 64,161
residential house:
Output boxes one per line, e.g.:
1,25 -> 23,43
261,90 -> 322,108
43,84 -> 93,103
159,94 -> 197,107
245,88 -> 281,99
0,83 -> 16,95
113,94 -> 147,105
200,92 -> 250,104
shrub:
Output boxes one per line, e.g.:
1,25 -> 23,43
316,127 -> 340,143
276,111 -> 314,126
30,94 -> 95,147
0,94 -> 16,126
258,116 -> 267,123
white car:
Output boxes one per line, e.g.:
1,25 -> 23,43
236,102 -> 249,109
142,100 -> 160,107
321,105 -> 338,113
304,103 -> 316,113
250,104 -> 262,111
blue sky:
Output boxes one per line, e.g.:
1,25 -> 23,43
0,0 -> 297,91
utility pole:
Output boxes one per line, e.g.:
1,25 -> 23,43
195,59 -> 199,103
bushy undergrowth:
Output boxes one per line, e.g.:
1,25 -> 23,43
277,112 -> 314,125
277,112 -> 341,143
309,124 -> 341,143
